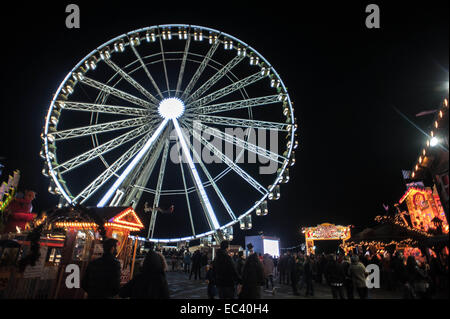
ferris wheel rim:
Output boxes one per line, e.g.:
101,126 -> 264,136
42,24 -> 296,242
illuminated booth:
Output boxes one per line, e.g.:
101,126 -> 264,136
302,223 -> 351,255
345,184 -> 449,259
0,206 -> 144,299
51,206 -> 144,298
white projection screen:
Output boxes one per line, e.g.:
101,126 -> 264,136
263,239 -> 280,257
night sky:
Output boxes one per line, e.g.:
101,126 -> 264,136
0,1 -> 448,248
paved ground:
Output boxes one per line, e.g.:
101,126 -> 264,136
166,270 -> 405,299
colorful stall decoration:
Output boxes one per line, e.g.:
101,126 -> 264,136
399,186 -> 449,234
0,206 -> 144,299
341,238 -> 418,256
302,223 -> 351,255
0,170 -> 20,213
3,191 -> 37,233
53,206 -> 144,248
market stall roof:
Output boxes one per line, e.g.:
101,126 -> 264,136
399,186 -> 432,204
86,206 -> 141,224
54,206 -> 144,231
350,223 -> 415,243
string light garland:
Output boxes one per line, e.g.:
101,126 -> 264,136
410,96 -> 448,179
342,238 -> 418,251
374,215 -> 432,237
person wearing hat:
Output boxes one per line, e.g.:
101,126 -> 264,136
212,240 -> 241,299
246,243 -> 254,254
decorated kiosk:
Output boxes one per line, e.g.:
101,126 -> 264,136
0,205 -> 144,299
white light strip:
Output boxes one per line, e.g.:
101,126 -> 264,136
97,119 -> 169,207
173,119 -> 220,230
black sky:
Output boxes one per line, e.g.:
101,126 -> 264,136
0,1 -> 448,247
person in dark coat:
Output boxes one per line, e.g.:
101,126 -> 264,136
213,240 -> 241,299
342,255 -> 354,299
324,254 -> 346,299
190,250 -> 202,280
235,250 -> 245,277
317,253 -> 327,284
239,243 -> 265,299
285,251 -> 294,285
118,244 -> 170,299
304,255 -> 314,297
200,251 -> 208,278
404,256 -> 430,299
81,238 -> 121,299
429,255 -> 442,294
278,253 -> 287,284
392,251 -> 406,290
290,253 -> 300,296
205,263 -> 217,299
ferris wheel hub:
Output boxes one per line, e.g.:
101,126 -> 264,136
158,97 -> 185,119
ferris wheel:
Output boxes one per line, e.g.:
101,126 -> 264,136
40,24 -> 297,243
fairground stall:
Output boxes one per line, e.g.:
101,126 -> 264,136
344,185 -> 449,262
0,205 -> 144,299
301,223 -> 351,255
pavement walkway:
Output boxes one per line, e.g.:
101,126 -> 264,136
166,270 -> 406,299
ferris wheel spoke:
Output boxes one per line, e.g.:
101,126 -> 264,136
74,130 -> 155,204
188,114 -> 291,131
173,119 -> 221,232
185,55 -> 244,105
181,40 -> 221,101
104,58 -> 161,105
80,76 -> 154,109
130,45 -> 164,100
121,130 -> 167,208
96,118 -> 169,207
190,124 -> 268,196
186,71 -> 267,110
158,33 -> 171,97
52,117 -> 148,141
176,141 -> 196,237
58,101 -> 150,117
186,95 -> 280,115
148,138 -> 171,238
54,120 -> 159,174
175,36 -> 191,98
179,127 -> 237,222
193,122 -> 286,164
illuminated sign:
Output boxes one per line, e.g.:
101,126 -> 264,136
302,223 -> 351,255
263,239 -> 280,257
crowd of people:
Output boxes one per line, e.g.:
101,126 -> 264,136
274,249 -> 449,299
80,238 -> 449,299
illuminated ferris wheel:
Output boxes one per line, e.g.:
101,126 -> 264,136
40,24 -> 297,243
